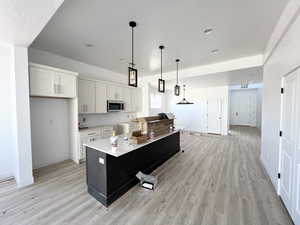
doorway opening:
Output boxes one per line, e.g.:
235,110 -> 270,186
230,87 -> 262,130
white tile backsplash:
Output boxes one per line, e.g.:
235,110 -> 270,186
79,112 -> 137,128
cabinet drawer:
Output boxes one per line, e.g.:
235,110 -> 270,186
102,127 -> 114,138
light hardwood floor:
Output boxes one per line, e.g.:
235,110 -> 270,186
0,126 -> 293,225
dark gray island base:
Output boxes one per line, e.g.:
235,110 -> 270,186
85,131 -> 180,207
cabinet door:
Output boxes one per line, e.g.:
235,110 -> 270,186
102,127 -> 114,138
78,79 -> 95,113
96,82 -> 107,113
131,88 -> 142,112
115,86 -> 123,100
29,66 -> 55,97
106,84 -> 116,100
58,72 -> 77,98
123,88 -> 132,112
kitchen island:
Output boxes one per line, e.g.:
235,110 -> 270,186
84,130 -> 180,207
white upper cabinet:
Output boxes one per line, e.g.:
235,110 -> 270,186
131,88 -> 142,112
96,81 -> 107,113
107,84 -> 123,100
78,77 -> 142,114
78,79 -> 95,114
57,72 -> 77,98
30,66 -> 55,97
123,88 -> 132,112
29,63 -> 77,98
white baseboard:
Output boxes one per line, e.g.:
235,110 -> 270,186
0,171 -> 14,182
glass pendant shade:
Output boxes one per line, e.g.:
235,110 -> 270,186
174,84 -> 180,96
174,59 -> 180,96
158,45 -> 165,93
158,79 -> 165,93
128,67 -> 137,87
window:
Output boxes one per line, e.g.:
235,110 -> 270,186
150,93 -> 162,109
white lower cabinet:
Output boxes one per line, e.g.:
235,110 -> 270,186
79,129 -> 101,161
79,126 -> 114,161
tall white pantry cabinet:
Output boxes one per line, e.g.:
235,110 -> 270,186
29,63 -> 80,166
29,63 -> 143,165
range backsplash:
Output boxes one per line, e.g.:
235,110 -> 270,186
79,112 -> 137,128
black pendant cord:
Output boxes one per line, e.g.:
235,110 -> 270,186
160,47 -> 163,79
129,21 -> 136,68
176,61 -> 179,84
131,26 -> 134,67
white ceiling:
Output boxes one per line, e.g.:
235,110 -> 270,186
0,0 -> 63,46
31,0 -> 288,75
151,66 -> 263,89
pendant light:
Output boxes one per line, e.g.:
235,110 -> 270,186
174,59 -> 180,96
128,21 -> 138,87
177,84 -> 194,104
158,45 -> 165,93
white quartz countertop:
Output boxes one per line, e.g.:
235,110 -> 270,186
83,130 -> 180,157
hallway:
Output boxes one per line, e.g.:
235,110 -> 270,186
0,126 -> 292,225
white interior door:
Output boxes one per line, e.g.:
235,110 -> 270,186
292,70 -> 300,224
280,70 -> 299,221
207,100 -> 222,134
230,89 -> 257,126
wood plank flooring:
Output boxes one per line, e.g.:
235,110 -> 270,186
0,126 -> 293,225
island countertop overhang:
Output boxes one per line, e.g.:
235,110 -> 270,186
83,130 -> 180,157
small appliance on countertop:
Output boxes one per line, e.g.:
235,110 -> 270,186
118,122 -> 141,137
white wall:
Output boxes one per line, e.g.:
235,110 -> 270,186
149,85 -> 168,116
166,86 -> 229,135
261,2 -> 300,191
11,46 -> 34,187
0,1 -> 63,187
256,88 -> 262,129
30,98 -> 70,169
0,44 -> 34,187
29,48 -> 127,84
0,44 -> 14,179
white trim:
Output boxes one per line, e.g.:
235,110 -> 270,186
0,172 -> 13,181
29,62 -> 79,76
278,77 -> 285,195
142,55 -> 263,82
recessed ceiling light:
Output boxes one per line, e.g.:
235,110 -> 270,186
204,28 -> 213,35
85,43 -> 93,47
211,49 -> 219,54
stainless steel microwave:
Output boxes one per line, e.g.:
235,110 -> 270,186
107,100 -> 125,112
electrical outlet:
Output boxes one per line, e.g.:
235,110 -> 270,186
99,157 -> 104,164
